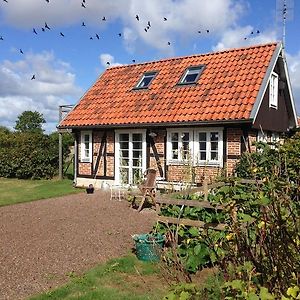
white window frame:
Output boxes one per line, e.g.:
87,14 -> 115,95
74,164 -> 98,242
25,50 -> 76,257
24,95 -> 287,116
80,131 -> 92,163
194,128 -> 223,167
135,72 -> 157,89
166,129 -> 193,164
269,72 -> 279,109
115,129 -> 147,185
179,66 -> 204,85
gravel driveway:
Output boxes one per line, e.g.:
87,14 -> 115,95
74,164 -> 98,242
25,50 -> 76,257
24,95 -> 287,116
0,191 -> 156,300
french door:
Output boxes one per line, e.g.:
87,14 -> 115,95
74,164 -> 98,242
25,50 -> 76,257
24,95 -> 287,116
115,130 -> 146,185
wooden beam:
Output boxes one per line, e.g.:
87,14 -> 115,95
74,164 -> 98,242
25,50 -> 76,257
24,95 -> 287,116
157,216 -> 227,231
156,198 -> 224,210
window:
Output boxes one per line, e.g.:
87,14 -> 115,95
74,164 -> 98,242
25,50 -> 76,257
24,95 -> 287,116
135,72 -> 157,89
115,130 -> 146,185
166,128 -> 223,166
167,130 -> 193,162
257,131 -> 268,143
179,65 -> 205,85
80,131 -> 92,162
269,72 -> 279,109
195,129 -> 223,165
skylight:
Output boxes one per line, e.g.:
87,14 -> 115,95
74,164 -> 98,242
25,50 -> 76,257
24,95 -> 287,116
135,72 -> 157,89
179,65 -> 205,85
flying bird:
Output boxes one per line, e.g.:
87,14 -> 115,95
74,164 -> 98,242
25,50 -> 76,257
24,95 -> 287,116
81,2 -> 86,8
96,33 -> 100,39
45,22 -> 50,30
147,21 -> 151,27
144,28 -> 148,32
132,59 -> 136,63
0,36 -> 3,40
136,14 -> 139,21
118,33 -> 122,37
167,41 -> 171,45
31,74 -> 36,80
206,29 -> 209,33
163,17 -> 167,21
106,61 -> 110,66
33,28 -> 38,34
102,16 -> 106,21
244,37 -> 247,40
45,0 -> 49,2
3,0 -> 8,3
251,31 -> 254,34
42,27 -> 45,32
257,30 -> 260,34
90,36 -> 93,40
20,49 -> 24,54
60,32 -> 65,37
198,30 -> 201,34
82,21 -> 86,26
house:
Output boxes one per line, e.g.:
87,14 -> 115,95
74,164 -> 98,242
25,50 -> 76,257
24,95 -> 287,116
58,42 -> 298,188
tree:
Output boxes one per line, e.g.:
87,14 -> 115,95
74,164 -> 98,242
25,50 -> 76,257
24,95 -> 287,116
14,111 -> 46,133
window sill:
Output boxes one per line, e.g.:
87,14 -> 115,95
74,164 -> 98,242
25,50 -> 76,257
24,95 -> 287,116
167,160 -> 222,167
80,159 -> 92,163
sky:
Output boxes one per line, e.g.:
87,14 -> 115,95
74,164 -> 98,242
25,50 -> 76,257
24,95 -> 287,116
0,0 -> 299,133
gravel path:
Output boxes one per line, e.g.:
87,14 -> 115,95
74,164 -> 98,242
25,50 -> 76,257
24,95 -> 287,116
0,191 -> 156,300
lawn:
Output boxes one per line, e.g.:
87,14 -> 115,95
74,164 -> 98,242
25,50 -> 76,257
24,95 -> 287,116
0,178 -> 83,207
29,255 -> 167,300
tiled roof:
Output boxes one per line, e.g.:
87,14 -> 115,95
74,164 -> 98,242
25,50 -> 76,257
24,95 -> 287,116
60,42 -> 279,128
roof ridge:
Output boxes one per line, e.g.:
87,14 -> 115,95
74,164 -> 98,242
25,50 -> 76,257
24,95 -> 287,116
107,41 -> 280,71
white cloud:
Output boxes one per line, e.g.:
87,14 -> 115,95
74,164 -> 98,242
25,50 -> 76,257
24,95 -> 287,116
213,27 -> 278,51
1,0 -> 246,52
99,53 -> 123,68
0,52 -> 82,133
286,51 -> 300,114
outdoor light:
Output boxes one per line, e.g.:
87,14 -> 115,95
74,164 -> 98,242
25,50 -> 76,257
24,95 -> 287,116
149,132 -> 157,138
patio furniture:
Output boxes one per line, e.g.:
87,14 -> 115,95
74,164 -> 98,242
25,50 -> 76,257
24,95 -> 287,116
137,168 -> 157,212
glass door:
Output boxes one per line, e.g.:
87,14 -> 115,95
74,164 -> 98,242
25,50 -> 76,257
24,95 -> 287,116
116,131 -> 146,185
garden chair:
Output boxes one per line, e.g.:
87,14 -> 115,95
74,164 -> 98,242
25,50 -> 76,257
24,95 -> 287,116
137,168 -> 157,212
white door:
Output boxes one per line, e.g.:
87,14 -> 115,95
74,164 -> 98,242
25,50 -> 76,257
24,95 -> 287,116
115,130 -> 146,185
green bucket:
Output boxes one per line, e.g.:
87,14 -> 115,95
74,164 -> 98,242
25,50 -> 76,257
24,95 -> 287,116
132,233 -> 165,262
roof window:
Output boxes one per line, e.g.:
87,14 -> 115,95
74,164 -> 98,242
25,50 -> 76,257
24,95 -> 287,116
179,65 -> 205,85
135,72 -> 157,89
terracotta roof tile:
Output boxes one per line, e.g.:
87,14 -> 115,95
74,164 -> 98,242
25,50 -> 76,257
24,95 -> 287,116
60,42 -> 279,128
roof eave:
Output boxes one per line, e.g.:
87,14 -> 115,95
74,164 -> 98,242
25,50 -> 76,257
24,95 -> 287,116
57,118 -> 253,131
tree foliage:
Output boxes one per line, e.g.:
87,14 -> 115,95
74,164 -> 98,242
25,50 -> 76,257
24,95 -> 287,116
14,110 -> 46,133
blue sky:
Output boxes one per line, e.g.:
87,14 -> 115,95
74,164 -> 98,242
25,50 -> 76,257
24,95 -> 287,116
0,0 -> 299,133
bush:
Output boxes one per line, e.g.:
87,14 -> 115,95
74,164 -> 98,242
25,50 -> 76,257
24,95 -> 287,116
0,132 -> 59,179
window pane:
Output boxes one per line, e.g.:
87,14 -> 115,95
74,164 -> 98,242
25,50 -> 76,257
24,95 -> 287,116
136,73 -> 156,88
200,151 -> 206,160
120,158 -> 129,166
181,67 -> 203,84
120,168 -> 129,184
183,73 -> 198,83
182,133 -> 190,160
119,133 -> 129,141
133,168 -> 143,185
132,133 -> 142,142
133,150 -> 142,159
133,158 -> 142,167
199,132 -> 206,141
132,141 -> 142,150
211,142 -> 218,151
120,150 -> 129,158
84,134 -> 90,143
210,132 -> 219,141
171,132 -> 178,141
119,141 -> 129,150
171,141 -> 178,159
211,152 -> 218,160
199,141 -> 206,151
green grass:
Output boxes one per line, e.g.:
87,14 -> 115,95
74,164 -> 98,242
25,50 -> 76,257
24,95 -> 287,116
29,255 -> 167,300
0,178 -> 83,207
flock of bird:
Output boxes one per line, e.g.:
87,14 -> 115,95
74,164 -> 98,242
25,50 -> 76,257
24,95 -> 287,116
1,0 -> 263,80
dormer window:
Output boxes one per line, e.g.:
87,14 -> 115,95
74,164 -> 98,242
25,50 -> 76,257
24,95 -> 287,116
179,65 -> 205,85
135,72 -> 157,89
269,72 -> 279,109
